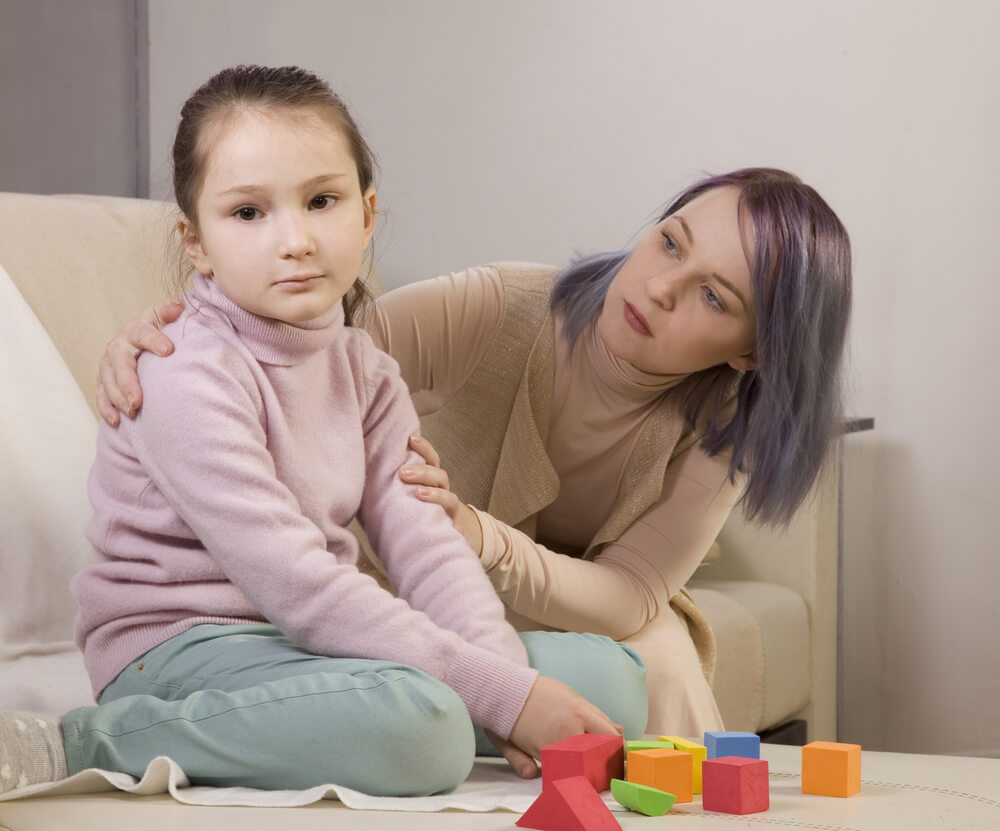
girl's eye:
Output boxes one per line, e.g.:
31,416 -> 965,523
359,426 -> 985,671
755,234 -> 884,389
662,232 -> 678,253
310,195 -> 334,209
703,286 -> 725,312
236,206 -> 260,221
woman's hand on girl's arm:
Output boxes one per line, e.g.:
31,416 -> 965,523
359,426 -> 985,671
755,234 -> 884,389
490,675 -> 622,778
96,301 -> 183,426
401,434 -> 484,555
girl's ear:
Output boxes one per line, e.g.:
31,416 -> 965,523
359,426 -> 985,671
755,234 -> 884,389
361,187 -> 377,251
178,216 -> 212,275
727,351 -> 758,371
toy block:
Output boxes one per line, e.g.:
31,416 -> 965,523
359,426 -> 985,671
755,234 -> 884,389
702,756 -> 770,814
658,735 -> 706,793
541,733 -> 625,792
517,775 -> 621,830
610,778 -> 676,816
801,741 -> 861,797
626,748 -> 693,803
704,730 -> 760,759
626,739 -> 674,752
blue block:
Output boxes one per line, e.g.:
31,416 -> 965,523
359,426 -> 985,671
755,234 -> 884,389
704,731 -> 760,760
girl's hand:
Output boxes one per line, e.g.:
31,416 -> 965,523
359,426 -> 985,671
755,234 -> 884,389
400,434 -> 484,555
97,302 -> 183,426
495,676 -> 623,778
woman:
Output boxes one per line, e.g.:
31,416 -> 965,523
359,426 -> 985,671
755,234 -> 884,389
98,167 -> 852,736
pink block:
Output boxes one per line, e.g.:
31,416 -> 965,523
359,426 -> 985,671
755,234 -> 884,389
702,756 -> 769,815
541,734 -> 625,792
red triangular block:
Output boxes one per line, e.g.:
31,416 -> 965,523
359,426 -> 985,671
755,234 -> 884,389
517,776 -> 621,831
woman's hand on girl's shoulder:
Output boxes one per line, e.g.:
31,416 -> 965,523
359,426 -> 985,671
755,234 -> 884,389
401,434 -> 484,554
97,301 -> 184,426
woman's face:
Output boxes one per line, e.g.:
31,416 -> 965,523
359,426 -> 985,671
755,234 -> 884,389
598,186 -> 757,376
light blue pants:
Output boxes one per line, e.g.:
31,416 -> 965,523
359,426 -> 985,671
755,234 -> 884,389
62,624 -> 646,795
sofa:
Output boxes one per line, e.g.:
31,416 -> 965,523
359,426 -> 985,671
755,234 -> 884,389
0,191 -> 840,825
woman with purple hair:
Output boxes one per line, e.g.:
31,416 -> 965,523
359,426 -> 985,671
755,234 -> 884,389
97,167 -> 852,738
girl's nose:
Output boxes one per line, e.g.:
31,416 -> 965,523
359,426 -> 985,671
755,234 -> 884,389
279,213 -> 316,258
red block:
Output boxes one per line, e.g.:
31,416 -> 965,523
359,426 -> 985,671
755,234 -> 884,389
541,734 -> 625,792
517,775 -> 621,831
702,756 -> 769,815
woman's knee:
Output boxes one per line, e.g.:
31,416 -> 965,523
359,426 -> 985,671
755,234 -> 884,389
520,631 -> 649,738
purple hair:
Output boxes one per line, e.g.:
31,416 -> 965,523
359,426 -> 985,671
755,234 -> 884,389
551,168 -> 852,526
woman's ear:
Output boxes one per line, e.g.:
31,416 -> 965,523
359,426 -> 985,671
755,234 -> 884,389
727,351 -> 758,372
178,216 -> 212,275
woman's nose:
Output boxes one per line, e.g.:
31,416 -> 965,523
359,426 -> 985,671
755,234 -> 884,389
647,270 -> 679,310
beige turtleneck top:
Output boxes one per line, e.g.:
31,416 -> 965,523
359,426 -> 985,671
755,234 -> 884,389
370,265 -> 740,642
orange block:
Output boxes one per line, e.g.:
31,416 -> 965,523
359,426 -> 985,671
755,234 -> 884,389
801,741 -> 861,797
658,735 -> 706,793
626,748 -> 692,803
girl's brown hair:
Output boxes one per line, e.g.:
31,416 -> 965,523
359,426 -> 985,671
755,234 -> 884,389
172,65 -> 378,325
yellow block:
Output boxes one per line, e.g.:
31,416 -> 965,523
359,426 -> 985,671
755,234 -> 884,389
659,735 -> 707,794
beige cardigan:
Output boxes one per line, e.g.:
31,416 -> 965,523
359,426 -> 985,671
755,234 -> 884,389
416,263 -> 716,684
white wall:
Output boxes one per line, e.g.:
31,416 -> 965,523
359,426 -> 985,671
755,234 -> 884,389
147,0 -> 1000,756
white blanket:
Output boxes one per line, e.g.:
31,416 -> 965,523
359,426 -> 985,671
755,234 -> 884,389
0,756 -> 636,813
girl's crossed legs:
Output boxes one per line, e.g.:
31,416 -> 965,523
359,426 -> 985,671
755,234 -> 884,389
62,624 -> 647,796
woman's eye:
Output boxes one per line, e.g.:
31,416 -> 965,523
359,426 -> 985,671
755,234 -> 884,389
236,206 -> 259,221
704,287 -> 725,312
662,232 -> 677,253
310,195 -> 334,209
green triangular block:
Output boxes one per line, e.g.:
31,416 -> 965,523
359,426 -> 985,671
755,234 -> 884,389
610,778 -> 676,816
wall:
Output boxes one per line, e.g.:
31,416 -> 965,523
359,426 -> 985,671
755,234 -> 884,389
144,0 -> 999,756
0,0 -> 146,196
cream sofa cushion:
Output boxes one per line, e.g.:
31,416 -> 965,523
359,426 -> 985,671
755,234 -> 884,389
0,263 -> 97,712
689,579 -> 810,733
0,192 -> 175,415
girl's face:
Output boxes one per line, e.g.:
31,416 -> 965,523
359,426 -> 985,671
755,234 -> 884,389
181,110 -> 376,324
598,186 -> 757,376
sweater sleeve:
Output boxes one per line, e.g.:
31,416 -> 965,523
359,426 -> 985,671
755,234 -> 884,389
474,443 -> 741,640
128,338 -> 536,738
367,267 -> 504,415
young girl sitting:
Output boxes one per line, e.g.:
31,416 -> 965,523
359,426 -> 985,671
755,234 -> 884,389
0,64 -> 645,798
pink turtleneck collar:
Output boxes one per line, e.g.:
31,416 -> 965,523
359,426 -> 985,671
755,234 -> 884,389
189,272 -> 344,367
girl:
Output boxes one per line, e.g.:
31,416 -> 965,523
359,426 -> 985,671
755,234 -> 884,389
99,170 -> 852,736
0,65 -> 647,798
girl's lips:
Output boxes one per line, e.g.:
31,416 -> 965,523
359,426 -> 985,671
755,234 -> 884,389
624,301 -> 652,336
275,275 -> 322,290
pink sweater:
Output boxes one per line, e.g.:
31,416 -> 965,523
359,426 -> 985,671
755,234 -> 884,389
73,274 -> 537,738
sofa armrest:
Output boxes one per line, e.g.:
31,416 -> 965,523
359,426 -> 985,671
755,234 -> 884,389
702,452 -> 841,740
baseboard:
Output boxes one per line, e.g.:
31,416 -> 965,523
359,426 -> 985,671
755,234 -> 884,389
758,719 -> 808,746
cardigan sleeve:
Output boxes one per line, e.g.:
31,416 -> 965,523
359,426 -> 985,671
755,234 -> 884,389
474,443 -> 741,640
367,267 -> 505,414
351,332 -> 532,672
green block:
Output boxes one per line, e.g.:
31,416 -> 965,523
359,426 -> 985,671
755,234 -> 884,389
610,778 -> 676,817
626,740 -> 675,752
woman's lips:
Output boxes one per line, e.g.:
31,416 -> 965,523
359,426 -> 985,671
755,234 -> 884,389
624,301 -> 652,336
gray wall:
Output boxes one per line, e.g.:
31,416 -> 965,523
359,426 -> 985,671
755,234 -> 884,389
0,0 -> 146,196
145,0 -> 1000,758
2,0 -> 997,758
